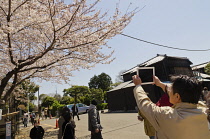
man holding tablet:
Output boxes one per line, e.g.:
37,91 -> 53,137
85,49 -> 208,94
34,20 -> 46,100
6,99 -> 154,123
133,74 -> 210,139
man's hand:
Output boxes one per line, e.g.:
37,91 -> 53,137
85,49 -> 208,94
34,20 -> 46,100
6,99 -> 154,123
153,76 -> 162,87
132,75 -> 142,86
153,75 -> 168,93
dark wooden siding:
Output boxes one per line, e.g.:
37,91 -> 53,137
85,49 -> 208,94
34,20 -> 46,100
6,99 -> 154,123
107,84 -> 164,111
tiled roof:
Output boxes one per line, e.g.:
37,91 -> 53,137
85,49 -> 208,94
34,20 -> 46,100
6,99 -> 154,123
192,62 -> 210,70
122,54 -> 192,75
139,55 -> 165,67
122,66 -> 138,75
108,81 -> 134,92
200,73 -> 210,79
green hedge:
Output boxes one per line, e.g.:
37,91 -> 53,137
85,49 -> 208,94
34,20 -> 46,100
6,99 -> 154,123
97,103 -> 108,110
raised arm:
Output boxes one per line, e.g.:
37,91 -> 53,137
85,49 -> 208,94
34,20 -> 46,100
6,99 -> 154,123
153,76 -> 167,93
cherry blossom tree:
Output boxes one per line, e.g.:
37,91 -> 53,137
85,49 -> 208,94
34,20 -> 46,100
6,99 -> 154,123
0,0 -> 136,101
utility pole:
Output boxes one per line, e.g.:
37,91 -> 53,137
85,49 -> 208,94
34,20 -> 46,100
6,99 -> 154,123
38,88 -> 41,118
27,93 -> 30,121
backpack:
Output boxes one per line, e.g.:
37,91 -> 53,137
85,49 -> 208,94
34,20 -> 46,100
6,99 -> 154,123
62,121 -> 76,139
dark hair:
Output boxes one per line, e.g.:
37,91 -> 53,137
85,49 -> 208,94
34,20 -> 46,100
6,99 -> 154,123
91,100 -> 97,105
63,113 -> 72,122
34,120 -> 38,124
204,87 -> 208,91
61,106 -> 70,117
171,75 -> 202,104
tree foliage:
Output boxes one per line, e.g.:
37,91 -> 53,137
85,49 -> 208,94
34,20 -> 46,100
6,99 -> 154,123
39,94 -> 48,103
0,0 -> 135,101
54,94 -> 62,102
89,88 -> 105,102
63,85 -> 90,103
205,63 -> 210,75
41,96 -> 56,109
60,96 -> 74,105
14,80 -> 39,105
88,72 -> 112,91
111,82 -> 122,88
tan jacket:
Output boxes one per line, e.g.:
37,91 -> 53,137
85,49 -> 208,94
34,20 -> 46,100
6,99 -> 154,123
134,85 -> 210,139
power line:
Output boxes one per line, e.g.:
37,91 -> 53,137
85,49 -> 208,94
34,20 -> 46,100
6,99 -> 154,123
120,33 -> 210,51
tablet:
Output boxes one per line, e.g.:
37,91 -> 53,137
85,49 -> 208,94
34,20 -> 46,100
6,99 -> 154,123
136,67 -> 155,85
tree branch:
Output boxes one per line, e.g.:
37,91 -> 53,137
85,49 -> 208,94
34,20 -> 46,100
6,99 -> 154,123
11,0 -> 30,17
0,6 -> 7,16
56,4 -> 81,32
2,72 -> 18,101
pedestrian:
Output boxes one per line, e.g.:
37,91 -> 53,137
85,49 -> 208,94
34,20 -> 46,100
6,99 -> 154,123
44,108 -> 48,119
30,120 -> 45,139
71,103 -> 80,120
31,112 -> 36,125
133,75 -> 210,138
62,111 -> 76,139
23,115 -> 28,127
58,106 -> 71,139
88,100 -> 103,139
202,87 -> 209,101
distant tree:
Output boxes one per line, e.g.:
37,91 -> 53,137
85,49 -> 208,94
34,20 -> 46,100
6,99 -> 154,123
88,75 -> 99,89
39,94 -> 48,104
15,80 -> 39,110
60,96 -> 74,105
54,94 -> 62,102
88,72 -> 112,92
41,96 -> 56,109
63,86 -> 90,103
205,63 -> 210,75
21,80 -> 39,100
115,70 -> 126,83
29,102 -> 37,112
89,88 -> 105,102
111,82 -> 122,88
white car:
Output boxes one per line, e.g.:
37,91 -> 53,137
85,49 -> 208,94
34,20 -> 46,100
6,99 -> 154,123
67,103 -> 89,114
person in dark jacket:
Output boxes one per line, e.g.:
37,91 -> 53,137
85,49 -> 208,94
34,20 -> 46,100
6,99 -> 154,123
71,103 -> 80,120
58,106 -> 71,139
23,115 -> 28,127
62,111 -> 76,139
30,120 -> 44,139
88,100 -> 103,139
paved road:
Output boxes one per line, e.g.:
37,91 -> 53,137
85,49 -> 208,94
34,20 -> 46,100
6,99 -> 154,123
16,111 -> 148,139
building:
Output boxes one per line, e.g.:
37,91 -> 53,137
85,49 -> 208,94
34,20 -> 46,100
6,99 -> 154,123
192,62 -> 210,90
107,54 -> 193,111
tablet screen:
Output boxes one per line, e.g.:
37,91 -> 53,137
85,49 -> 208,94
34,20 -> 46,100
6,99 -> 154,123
137,67 -> 155,84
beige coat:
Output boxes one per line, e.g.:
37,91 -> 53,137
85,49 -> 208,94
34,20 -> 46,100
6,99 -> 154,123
134,85 -> 210,139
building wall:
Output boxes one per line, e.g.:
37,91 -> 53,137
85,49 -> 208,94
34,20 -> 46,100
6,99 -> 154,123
107,85 -> 164,111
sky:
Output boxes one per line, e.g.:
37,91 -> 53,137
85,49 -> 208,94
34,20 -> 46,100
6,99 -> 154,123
36,0 -> 210,97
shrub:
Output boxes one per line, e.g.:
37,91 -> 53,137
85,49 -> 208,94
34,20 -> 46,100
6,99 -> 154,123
97,103 -> 108,110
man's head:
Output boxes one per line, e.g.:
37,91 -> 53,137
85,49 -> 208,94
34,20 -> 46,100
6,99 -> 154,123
61,106 -> 70,117
91,100 -> 97,106
63,112 -> 71,122
204,87 -> 208,91
169,75 -> 202,104
34,120 -> 38,127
